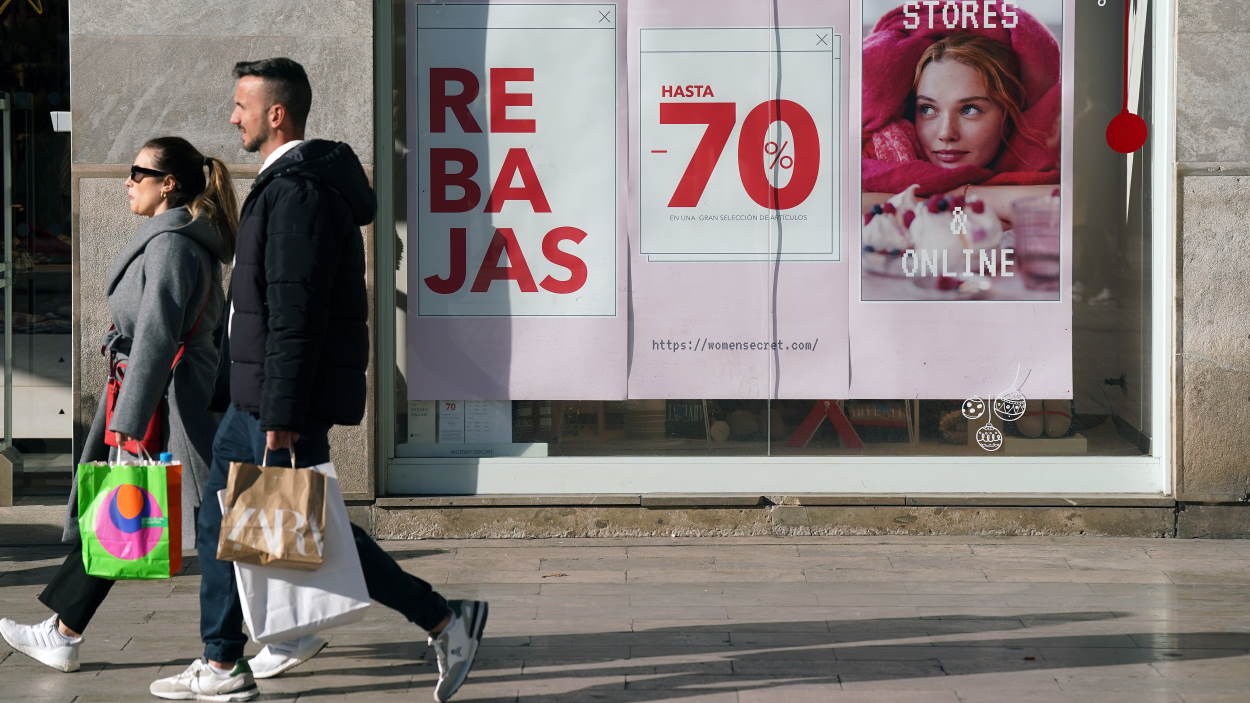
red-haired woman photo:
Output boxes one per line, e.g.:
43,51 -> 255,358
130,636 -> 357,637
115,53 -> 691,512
862,0 -> 1061,225
860,0 -> 1063,299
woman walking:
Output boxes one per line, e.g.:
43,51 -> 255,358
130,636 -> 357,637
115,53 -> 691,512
0,136 -> 235,672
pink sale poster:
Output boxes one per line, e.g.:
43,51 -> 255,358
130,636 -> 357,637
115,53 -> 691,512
625,0 -> 853,399
851,0 -> 1074,399
407,1 -> 629,400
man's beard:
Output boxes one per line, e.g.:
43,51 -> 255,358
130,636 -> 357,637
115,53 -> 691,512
241,128 -> 266,153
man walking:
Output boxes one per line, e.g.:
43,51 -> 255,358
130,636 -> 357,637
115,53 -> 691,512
151,58 -> 487,702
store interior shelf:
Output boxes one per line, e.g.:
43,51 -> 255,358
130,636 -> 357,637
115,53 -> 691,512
15,264 -> 71,274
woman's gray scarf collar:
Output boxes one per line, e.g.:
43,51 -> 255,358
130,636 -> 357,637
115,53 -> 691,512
104,207 -> 195,295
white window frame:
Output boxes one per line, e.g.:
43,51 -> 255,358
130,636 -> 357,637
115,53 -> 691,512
375,0 -> 1176,497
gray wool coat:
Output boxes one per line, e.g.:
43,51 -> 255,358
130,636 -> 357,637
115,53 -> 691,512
65,206 -> 230,545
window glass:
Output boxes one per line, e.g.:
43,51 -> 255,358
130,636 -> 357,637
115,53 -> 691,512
387,0 -> 1154,462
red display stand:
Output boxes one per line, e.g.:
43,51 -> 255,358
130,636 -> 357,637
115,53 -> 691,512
786,400 -> 865,449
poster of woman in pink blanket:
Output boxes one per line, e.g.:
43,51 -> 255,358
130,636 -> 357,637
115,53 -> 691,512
860,0 -> 1065,302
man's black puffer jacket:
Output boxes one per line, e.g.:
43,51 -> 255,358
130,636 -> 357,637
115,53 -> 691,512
228,139 -> 373,431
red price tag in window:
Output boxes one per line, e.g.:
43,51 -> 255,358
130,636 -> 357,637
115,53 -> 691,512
639,27 -> 841,261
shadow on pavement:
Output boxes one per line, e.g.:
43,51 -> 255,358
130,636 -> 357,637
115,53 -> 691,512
7,612 -> 1250,700
271,613 -> 1250,700
0,524 -> 68,551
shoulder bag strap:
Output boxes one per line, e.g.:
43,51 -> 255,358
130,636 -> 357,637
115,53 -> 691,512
170,284 -> 213,370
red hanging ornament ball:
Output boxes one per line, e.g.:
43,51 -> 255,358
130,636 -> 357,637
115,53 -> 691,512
1106,109 -> 1148,154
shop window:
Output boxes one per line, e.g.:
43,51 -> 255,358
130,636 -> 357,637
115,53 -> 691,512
384,0 -> 1159,468
1,0 -> 74,494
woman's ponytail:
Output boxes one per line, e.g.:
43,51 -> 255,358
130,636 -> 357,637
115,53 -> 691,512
191,157 -> 239,256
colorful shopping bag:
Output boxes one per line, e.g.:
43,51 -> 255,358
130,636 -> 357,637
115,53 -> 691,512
77,461 -> 182,579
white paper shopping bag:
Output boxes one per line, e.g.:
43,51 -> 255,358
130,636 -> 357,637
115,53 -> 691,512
219,462 -> 370,643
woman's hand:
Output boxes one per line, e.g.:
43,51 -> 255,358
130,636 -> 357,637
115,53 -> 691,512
114,432 -> 137,448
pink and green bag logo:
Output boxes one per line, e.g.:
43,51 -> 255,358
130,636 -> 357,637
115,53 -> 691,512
78,463 -> 182,580
94,483 -> 168,560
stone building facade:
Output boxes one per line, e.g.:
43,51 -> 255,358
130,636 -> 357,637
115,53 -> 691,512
65,1 -> 1250,538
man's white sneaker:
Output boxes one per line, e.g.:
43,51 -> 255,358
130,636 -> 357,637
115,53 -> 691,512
247,634 -> 327,679
429,599 -> 489,703
0,614 -> 81,673
149,659 -> 258,702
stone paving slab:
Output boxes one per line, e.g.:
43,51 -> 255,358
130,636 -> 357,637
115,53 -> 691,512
1,536 -> 1250,701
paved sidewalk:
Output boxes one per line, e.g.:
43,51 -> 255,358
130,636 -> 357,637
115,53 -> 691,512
1,534 -> 1249,702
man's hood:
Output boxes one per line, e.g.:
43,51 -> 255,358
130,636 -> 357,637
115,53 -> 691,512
253,139 -> 376,226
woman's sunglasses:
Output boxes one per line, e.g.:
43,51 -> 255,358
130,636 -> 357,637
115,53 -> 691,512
129,165 -> 169,183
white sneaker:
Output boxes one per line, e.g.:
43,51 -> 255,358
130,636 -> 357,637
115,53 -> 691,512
0,614 -> 81,672
149,658 -> 258,701
429,600 -> 489,703
247,634 -> 327,679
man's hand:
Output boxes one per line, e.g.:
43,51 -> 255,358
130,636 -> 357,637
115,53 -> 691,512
266,430 -> 300,451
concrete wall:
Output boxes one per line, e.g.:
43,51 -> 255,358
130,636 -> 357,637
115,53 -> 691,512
1175,1 -> 1250,505
69,1 -> 377,498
